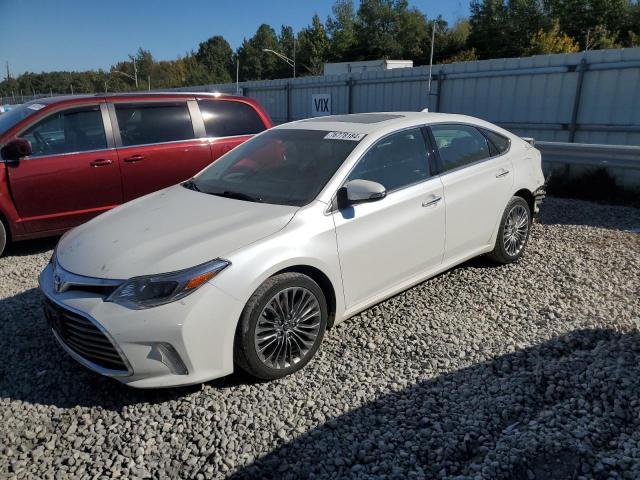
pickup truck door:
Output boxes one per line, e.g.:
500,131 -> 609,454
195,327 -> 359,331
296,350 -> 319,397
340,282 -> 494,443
7,103 -> 122,233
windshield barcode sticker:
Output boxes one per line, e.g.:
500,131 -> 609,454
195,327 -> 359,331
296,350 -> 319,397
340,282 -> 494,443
27,103 -> 46,111
324,131 -> 366,141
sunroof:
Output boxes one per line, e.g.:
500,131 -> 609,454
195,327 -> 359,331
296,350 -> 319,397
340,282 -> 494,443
302,113 -> 404,124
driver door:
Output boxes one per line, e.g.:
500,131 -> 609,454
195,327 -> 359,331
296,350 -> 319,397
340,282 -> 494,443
333,128 -> 446,310
7,103 -> 122,233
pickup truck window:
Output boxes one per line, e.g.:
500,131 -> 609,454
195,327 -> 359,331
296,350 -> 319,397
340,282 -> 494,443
114,102 -> 194,147
198,100 -> 266,138
22,106 -> 107,157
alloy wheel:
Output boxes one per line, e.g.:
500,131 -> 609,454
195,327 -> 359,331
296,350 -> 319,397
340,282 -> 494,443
503,204 -> 529,257
254,287 -> 322,369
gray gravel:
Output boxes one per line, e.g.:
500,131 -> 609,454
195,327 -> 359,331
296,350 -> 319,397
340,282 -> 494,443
1,197 -> 639,480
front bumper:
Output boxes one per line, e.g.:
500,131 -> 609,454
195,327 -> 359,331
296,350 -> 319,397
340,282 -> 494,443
39,263 -> 245,388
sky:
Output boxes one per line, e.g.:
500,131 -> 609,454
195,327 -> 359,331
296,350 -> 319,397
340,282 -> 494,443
0,0 -> 469,76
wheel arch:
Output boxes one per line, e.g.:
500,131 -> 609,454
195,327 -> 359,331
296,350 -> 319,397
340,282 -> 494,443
513,188 -> 534,217
275,265 -> 338,329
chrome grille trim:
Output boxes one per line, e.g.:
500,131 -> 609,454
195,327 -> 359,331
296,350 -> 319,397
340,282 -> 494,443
51,257 -> 123,295
43,296 -> 133,377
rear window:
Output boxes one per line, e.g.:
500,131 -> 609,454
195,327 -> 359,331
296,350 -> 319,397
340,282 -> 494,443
481,128 -> 510,155
114,102 -> 194,147
198,100 -> 266,137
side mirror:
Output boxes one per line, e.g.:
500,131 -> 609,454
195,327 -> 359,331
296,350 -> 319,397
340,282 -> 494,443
337,179 -> 387,208
1,138 -> 32,164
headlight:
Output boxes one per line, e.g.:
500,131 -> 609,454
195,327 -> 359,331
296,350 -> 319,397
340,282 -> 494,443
106,259 -> 230,310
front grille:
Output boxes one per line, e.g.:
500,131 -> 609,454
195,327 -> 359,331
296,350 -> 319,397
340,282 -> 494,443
44,299 -> 129,373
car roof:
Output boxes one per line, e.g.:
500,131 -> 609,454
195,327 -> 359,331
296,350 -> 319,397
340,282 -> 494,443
275,111 -> 514,138
23,91 -> 246,106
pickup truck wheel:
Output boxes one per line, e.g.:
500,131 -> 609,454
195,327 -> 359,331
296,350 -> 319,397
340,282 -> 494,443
234,273 -> 328,380
488,196 -> 531,264
0,220 -> 6,257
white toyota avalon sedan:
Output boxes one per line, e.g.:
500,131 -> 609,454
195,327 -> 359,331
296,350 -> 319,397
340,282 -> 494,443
39,112 -> 545,388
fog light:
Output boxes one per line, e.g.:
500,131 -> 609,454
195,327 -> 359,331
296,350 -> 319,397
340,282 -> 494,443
149,343 -> 189,375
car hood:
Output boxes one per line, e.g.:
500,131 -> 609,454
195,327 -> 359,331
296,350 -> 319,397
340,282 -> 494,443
56,185 -> 299,279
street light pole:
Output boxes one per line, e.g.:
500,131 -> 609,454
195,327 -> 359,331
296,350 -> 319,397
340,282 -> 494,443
263,48 -> 296,79
427,21 -> 436,101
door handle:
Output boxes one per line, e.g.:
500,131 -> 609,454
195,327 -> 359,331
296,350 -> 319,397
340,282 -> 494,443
496,169 -> 510,178
123,154 -> 145,163
422,195 -> 442,207
90,159 -> 112,167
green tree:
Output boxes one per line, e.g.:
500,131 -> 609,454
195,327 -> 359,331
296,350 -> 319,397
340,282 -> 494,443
195,35 -> 234,83
354,0 -> 406,59
236,24 -> 280,80
326,0 -> 358,61
526,20 -> 580,54
297,14 -> 330,75
543,0 -> 630,48
396,7 -> 430,61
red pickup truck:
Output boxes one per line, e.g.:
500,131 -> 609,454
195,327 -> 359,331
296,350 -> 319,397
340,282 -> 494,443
0,92 -> 272,255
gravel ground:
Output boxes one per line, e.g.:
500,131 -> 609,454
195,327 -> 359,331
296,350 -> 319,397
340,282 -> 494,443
0,197 -> 639,480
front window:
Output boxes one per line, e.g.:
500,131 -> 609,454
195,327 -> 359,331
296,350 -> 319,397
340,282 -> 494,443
0,103 -> 42,137
191,129 -> 363,206
22,106 -> 107,157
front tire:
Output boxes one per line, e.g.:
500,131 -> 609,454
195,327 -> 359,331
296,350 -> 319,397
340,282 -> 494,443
488,196 -> 531,264
234,273 -> 328,380
0,220 -> 7,257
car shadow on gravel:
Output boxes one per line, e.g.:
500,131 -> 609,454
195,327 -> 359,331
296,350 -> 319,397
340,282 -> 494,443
3,237 -> 58,257
228,328 -> 640,480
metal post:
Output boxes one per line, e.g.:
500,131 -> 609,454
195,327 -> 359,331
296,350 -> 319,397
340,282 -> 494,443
435,70 -> 445,112
346,78 -> 354,114
286,83 -> 291,122
427,22 -> 436,98
569,58 -> 588,143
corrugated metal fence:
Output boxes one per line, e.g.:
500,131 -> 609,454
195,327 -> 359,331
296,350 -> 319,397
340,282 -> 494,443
170,47 -> 640,146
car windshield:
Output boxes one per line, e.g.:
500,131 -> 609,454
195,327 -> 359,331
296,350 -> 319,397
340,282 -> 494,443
191,129 -> 364,206
0,103 -> 42,136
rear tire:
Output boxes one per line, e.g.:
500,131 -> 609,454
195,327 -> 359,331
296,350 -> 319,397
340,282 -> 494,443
0,220 -> 6,257
487,196 -> 531,264
234,273 -> 328,380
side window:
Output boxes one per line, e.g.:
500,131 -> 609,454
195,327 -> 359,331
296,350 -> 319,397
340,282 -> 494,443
431,124 -> 490,173
347,128 -> 429,191
22,106 -> 106,157
481,128 -> 510,155
198,100 -> 266,137
114,102 -> 194,147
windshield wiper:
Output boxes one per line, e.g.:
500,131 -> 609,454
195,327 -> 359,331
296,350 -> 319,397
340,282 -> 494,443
216,190 -> 263,203
182,179 -> 201,192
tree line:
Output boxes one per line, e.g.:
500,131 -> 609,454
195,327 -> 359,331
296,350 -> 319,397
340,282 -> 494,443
2,0 -> 639,98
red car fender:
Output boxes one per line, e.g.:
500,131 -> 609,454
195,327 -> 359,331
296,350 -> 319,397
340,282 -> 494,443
0,164 -> 25,238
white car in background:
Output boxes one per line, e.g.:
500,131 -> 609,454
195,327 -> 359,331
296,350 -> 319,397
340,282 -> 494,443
39,112 -> 546,388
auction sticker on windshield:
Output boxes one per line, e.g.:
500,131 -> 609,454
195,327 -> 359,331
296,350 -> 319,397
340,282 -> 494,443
27,104 -> 46,111
324,131 -> 366,141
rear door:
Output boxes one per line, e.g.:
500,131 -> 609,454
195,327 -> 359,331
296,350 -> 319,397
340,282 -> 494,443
7,103 -> 122,233
110,99 -> 212,201
196,98 -> 267,159
428,124 -> 514,262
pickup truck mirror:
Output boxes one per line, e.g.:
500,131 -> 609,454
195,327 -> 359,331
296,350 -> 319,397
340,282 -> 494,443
1,137 -> 32,164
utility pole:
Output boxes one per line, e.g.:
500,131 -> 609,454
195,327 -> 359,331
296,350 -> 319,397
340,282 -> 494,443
5,61 -> 10,81
427,21 -> 436,105
148,75 -> 150,91
293,37 -> 296,78
133,57 -> 138,88
236,58 -> 240,95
